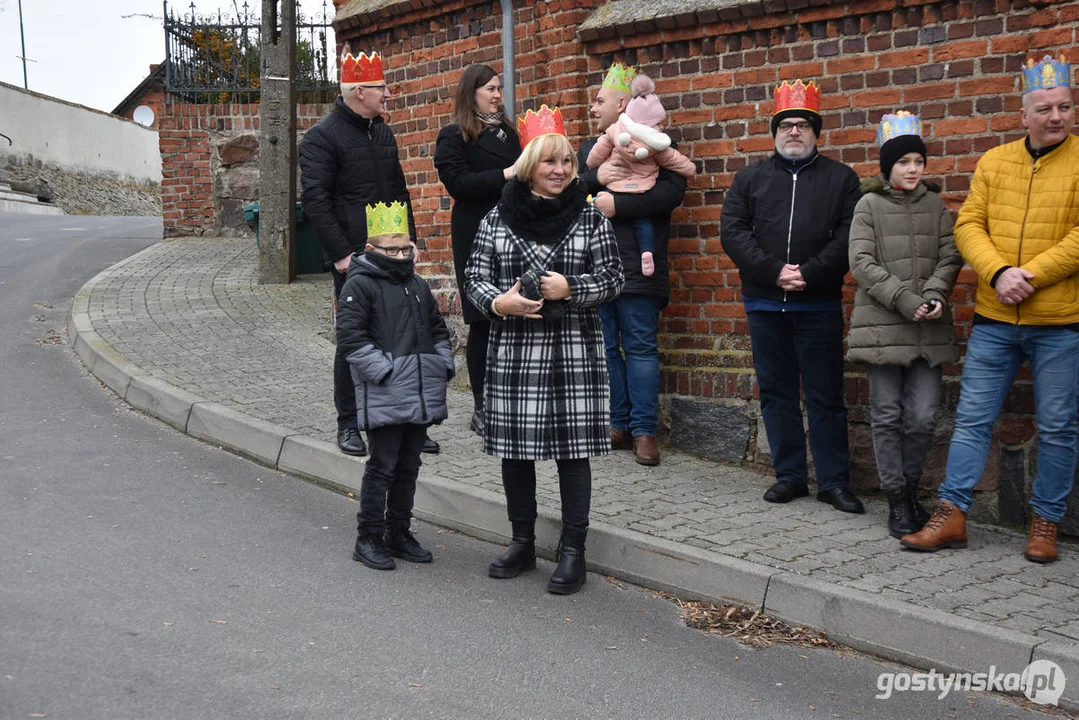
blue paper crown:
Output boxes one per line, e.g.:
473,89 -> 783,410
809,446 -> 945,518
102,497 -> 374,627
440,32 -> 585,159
1022,54 -> 1071,94
877,111 -> 923,148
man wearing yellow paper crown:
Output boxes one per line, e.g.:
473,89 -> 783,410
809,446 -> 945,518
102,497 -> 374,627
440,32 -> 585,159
578,62 -> 688,467
902,53 -> 1079,564
336,202 -> 454,570
720,79 -> 864,514
301,48 -> 439,457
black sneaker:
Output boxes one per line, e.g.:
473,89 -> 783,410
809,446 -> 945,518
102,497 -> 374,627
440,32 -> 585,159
353,534 -> 395,570
384,527 -> 433,563
338,427 -> 367,456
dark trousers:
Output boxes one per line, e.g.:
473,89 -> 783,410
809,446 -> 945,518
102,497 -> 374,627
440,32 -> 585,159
465,320 -> 490,410
333,267 -> 356,430
746,310 -> 850,492
357,423 -> 427,536
501,458 -> 591,533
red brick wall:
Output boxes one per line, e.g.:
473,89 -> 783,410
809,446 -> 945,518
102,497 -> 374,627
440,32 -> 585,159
158,102 -> 332,237
336,0 -> 1076,434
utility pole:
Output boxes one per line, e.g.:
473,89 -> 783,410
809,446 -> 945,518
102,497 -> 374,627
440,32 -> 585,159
17,0 -> 29,89
258,0 -> 297,284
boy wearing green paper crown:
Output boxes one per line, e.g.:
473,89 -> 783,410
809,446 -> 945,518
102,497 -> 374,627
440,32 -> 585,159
336,202 -> 455,570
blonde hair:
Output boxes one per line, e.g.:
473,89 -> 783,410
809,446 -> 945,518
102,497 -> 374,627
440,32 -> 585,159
514,133 -> 578,184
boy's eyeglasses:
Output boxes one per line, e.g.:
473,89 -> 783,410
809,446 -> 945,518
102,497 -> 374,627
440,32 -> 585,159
371,244 -> 413,258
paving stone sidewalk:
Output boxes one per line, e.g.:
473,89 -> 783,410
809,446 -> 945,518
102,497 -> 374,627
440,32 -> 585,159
77,237 -> 1079,699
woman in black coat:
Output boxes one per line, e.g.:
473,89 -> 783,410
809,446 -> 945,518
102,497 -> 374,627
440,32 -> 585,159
433,64 -> 521,435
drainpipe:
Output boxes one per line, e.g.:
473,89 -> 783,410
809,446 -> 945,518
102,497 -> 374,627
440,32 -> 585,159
501,0 -> 515,116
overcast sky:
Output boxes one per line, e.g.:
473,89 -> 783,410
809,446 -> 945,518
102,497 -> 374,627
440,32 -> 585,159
0,0 -> 336,114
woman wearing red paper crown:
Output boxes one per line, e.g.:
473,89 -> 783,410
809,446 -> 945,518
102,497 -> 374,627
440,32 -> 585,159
847,111 -> 962,539
464,105 -> 624,595
434,65 -> 521,438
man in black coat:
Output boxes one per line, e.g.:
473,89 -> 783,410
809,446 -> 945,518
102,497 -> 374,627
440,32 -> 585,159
577,63 -> 687,467
719,80 -> 863,514
300,50 -> 438,456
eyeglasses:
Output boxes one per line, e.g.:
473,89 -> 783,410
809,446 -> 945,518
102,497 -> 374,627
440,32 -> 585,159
371,244 -> 413,258
777,121 -> 813,134
358,84 -> 387,93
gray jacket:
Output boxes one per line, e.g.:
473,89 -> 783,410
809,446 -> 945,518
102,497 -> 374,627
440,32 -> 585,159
847,177 -> 961,367
338,254 -> 454,430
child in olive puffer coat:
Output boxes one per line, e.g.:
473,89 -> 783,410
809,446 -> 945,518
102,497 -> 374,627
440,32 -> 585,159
846,112 -> 962,540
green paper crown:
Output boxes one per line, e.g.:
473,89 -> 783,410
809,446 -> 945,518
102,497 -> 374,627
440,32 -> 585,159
366,202 -> 410,239
602,63 -> 637,95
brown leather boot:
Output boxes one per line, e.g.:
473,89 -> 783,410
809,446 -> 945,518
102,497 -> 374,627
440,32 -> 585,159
633,434 -> 660,466
610,428 -> 632,450
900,500 -> 967,551
1025,514 -> 1059,564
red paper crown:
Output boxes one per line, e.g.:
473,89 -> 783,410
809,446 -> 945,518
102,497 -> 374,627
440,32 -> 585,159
774,79 -> 821,115
340,51 -> 384,84
517,105 -> 566,149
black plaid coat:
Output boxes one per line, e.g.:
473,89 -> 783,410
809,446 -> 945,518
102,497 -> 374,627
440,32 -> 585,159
464,203 -> 624,460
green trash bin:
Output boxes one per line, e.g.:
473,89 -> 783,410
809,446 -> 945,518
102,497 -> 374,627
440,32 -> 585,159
243,202 -> 327,275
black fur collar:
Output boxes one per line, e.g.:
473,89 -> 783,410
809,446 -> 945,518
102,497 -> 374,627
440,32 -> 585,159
498,178 -> 587,245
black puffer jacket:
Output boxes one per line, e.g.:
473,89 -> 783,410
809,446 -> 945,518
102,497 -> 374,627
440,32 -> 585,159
336,253 -> 454,430
720,152 -> 861,302
300,98 -> 416,265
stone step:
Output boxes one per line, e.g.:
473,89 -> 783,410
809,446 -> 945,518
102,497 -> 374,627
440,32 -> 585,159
0,188 -> 41,203
0,195 -> 64,215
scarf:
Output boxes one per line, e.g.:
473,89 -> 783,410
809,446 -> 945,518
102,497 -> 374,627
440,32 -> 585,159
477,111 -> 508,142
498,178 -> 587,246
363,249 -> 415,283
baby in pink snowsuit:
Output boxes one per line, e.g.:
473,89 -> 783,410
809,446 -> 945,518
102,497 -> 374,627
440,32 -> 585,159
586,73 -> 696,276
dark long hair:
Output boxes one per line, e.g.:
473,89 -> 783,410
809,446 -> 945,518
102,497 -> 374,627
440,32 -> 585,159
452,64 -> 503,143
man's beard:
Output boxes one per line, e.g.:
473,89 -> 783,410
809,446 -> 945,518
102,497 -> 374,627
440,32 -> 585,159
775,138 -> 815,160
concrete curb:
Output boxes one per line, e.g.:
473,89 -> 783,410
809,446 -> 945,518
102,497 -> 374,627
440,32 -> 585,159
68,269 -> 1077,711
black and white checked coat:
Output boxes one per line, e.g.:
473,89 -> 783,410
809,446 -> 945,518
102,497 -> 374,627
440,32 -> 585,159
464,202 -> 624,460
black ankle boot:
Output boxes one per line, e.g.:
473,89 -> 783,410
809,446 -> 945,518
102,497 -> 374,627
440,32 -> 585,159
547,528 -> 587,595
887,491 -> 921,539
489,521 -> 536,578
353,533 -> 395,570
907,481 -> 930,528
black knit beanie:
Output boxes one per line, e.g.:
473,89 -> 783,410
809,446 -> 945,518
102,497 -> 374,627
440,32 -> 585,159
879,134 -> 928,180
771,109 -> 822,137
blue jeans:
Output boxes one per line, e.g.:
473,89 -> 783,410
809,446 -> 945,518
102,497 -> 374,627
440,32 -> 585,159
632,218 -> 656,255
940,323 -> 1079,522
600,294 -> 662,437
746,310 -> 850,492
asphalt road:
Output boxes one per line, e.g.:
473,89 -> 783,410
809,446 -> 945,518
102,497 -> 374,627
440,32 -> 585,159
0,214 -> 1060,719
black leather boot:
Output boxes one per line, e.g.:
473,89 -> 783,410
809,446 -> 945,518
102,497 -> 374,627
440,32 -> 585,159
907,480 -> 931,528
488,521 -> 536,578
384,526 -> 433,563
353,533 -> 395,570
546,528 -> 587,595
887,491 -> 921,539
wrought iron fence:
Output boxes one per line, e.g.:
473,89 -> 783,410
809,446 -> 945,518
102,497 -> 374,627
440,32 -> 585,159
163,0 -> 337,104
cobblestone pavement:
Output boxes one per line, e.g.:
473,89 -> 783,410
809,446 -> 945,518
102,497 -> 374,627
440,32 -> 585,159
86,238 -> 1079,648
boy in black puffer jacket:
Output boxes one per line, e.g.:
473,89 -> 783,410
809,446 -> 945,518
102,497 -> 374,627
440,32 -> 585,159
337,202 -> 455,570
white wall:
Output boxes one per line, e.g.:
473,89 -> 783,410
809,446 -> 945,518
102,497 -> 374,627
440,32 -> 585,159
0,82 -> 161,183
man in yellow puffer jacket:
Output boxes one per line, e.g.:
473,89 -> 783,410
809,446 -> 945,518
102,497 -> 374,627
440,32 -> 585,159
902,53 -> 1079,564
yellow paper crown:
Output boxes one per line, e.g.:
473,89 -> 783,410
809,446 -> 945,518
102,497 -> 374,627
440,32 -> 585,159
602,63 -> 638,95
366,202 -> 410,239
